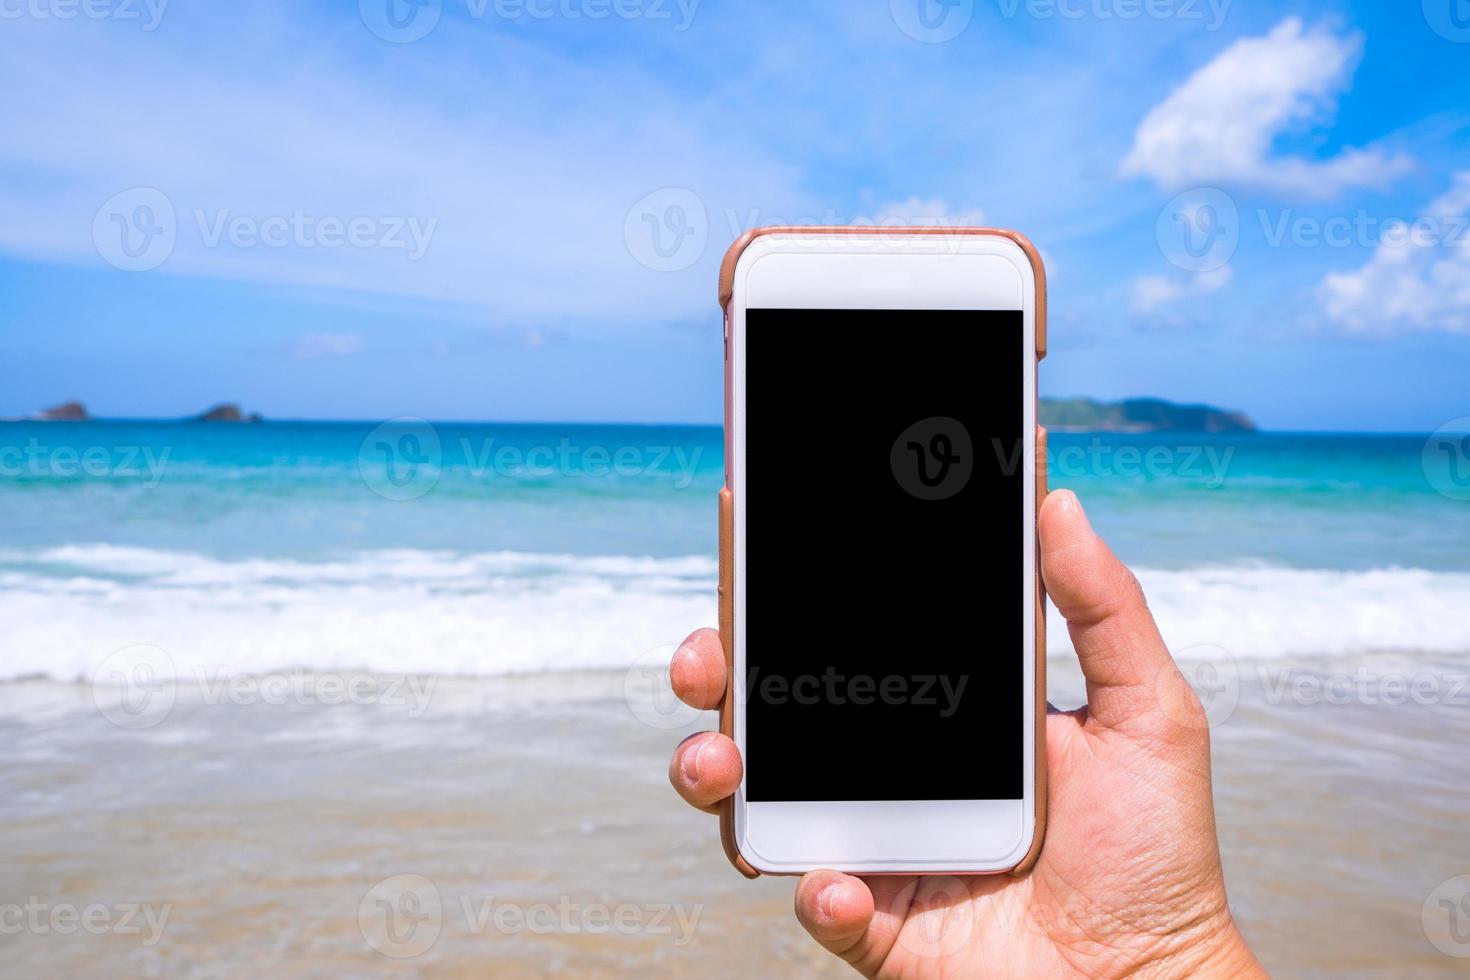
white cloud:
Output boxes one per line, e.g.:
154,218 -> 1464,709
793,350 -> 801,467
1318,172 -> 1470,335
0,17 -> 809,328
1130,265 -> 1232,316
293,333 -> 365,359
1131,275 -> 1186,315
1121,19 -> 1411,198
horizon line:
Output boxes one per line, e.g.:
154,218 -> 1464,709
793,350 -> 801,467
0,415 -> 1445,436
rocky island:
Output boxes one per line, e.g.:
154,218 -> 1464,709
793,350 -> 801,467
193,404 -> 263,423
28,400 -> 91,421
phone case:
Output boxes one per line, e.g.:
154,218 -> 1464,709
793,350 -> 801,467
716,226 -> 1048,878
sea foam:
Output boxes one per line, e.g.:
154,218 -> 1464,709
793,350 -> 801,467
0,546 -> 1465,682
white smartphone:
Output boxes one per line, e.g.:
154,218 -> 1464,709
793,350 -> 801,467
715,227 -> 1047,876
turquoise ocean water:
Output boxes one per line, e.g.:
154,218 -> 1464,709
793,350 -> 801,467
1,421 -> 1466,680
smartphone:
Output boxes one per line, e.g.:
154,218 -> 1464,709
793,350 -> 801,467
715,227 -> 1047,876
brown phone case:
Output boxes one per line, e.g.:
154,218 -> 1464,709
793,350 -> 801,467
716,226 -> 1048,878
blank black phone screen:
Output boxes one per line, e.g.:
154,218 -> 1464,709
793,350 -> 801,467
743,308 -> 1024,802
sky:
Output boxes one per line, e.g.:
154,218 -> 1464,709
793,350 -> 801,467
0,0 -> 1467,430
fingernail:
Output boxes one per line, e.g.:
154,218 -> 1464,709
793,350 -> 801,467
1056,490 -> 1091,530
818,883 -> 840,920
680,736 -> 706,784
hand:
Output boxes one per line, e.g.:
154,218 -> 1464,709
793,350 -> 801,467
667,489 -> 1266,978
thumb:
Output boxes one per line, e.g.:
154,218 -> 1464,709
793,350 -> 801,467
793,872 -> 906,977
1039,489 -> 1187,732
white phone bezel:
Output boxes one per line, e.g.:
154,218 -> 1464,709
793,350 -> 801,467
729,232 -> 1038,875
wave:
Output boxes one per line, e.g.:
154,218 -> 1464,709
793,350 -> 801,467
0,546 -> 717,682
0,546 -> 1465,682
1119,564 -> 1470,662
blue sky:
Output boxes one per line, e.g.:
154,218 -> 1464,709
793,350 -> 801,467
0,0 -> 1467,429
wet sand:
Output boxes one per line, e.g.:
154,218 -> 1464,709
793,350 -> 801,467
1,651 -> 1467,978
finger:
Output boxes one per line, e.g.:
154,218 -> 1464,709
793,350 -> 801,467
669,627 -> 726,710
794,871 -> 900,977
668,731 -> 741,812
1039,489 -> 1178,731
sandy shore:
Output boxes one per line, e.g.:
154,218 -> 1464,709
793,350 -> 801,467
1,652 -> 1467,978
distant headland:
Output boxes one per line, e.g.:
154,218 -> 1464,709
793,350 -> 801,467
1040,397 -> 1256,433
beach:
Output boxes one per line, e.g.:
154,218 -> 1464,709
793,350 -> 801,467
2,422 -> 1468,977
4,657 -> 1468,978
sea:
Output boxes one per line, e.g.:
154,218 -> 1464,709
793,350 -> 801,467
0,421 -> 1465,682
